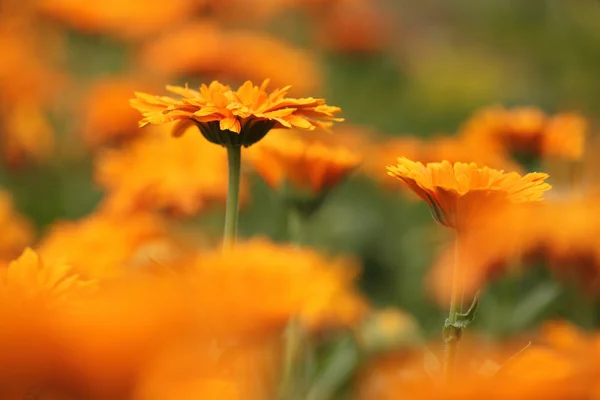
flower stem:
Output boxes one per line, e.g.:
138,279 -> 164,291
223,144 -> 242,252
442,232 -> 462,382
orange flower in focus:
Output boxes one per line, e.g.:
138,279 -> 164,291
138,22 -> 321,94
37,211 -> 169,279
95,125 -> 239,216
430,197 -> 600,301
130,80 -> 342,147
387,158 -> 551,229
38,0 -> 200,40
81,77 -> 156,147
248,130 -> 361,196
181,238 -> 367,335
0,191 -> 34,261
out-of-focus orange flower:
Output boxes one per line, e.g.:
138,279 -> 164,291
542,113 -> 588,160
179,238 -> 368,335
355,329 -> 591,400
386,158 -> 551,229
248,129 -> 361,196
37,211 -> 169,279
429,197 -> 600,301
95,124 -> 239,216
313,0 -> 391,54
81,77 -> 157,147
0,16 -> 63,166
131,79 -> 342,147
0,191 -> 34,261
459,106 -> 588,162
1,248 -> 95,307
38,0 -> 200,40
137,21 -> 322,94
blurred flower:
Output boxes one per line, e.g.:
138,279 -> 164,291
0,15 -> 63,166
313,0 -> 391,54
248,129 -> 361,197
179,238 -> 368,335
1,248 -> 95,307
137,21 -> 321,94
0,191 -> 34,262
38,0 -> 200,40
81,77 -> 157,147
37,211 -> 169,279
95,124 -> 239,216
542,113 -> 588,161
429,197 -> 600,301
460,106 -> 588,162
131,79 -> 342,147
386,158 -> 551,229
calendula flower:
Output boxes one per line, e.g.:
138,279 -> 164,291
37,0 -> 199,40
1,248 -> 95,307
460,106 -> 588,162
130,79 -> 342,147
248,130 -> 361,198
429,197 -> 600,301
37,211 -> 169,279
138,22 -> 321,94
95,125 -> 240,216
0,191 -> 34,261
386,157 -> 551,229
81,77 -> 156,147
179,238 -> 368,335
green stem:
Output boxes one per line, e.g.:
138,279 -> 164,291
223,144 -> 242,252
442,232 -> 462,382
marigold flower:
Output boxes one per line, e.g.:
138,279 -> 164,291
542,113 -> 588,160
95,125 -> 240,216
1,248 -> 95,307
248,129 -> 361,197
387,157 -> 551,229
137,22 -> 321,94
37,211 -> 169,279
130,79 -> 342,147
0,191 -> 34,261
179,238 -> 368,334
81,77 -> 156,147
38,0 -> 200,40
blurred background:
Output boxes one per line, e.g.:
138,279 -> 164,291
1,0 -> 600,340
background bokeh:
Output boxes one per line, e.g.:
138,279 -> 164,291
2,0 -> 600,340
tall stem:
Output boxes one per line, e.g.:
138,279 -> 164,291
442,231 -> 462,381
223,144 -> 242,252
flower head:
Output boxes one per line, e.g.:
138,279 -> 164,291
130,80 -> 342,147
0,191 -> 34,261
387,157 -> 551,229
248,130 -> 361,200
95,124 -> 241,216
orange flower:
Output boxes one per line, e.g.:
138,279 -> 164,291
95,124 -> 240,216
248,129 -> 361,196
130,79 -> 342,147
81,77 -> 157,147
0,191 -> 34,261
37,211 -> 169,279
1,248 -> 95,307
429,197 -> 600,300
137,22 -> 321,94
178,238 -> 368,335
459,106 -> 588,162
386,157 -> 551,229
37,0 -> 200,40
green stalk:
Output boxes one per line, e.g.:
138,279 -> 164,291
223,144 -> 242,252
442,232 -> 462,382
